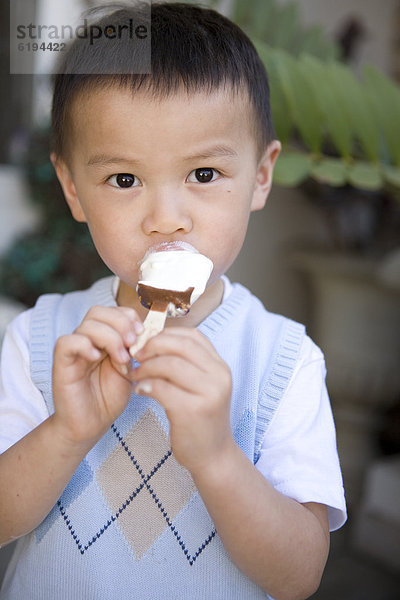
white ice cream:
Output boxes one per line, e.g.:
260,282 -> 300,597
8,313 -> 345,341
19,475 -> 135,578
138,242 -> 214,305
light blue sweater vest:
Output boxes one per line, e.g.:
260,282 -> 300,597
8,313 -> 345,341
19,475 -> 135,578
1,277 -> 304,600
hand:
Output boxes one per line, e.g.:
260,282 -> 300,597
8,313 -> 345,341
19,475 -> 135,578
132,328 -> 234,474
52,306 -> 143,448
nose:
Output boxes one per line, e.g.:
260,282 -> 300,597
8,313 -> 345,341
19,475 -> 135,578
141,189 -> 193,236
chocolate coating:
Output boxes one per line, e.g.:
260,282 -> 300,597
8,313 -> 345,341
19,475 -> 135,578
137,284 -> 195,314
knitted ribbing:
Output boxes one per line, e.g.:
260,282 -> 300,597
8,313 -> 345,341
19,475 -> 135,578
30,277 -> 116,414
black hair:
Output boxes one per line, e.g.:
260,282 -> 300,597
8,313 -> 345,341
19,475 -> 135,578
51,2 -> 275,159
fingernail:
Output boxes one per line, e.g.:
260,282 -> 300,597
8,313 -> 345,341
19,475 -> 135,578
126,332 -> 136,345
91,348 -> 102,360
120,364 -> 129,376
135,382 -> 152,395
120,349 -> 130,362
134,321 -> 144,334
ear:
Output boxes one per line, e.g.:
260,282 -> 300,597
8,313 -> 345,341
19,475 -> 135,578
51,153 -> 87,223
250,140 -> 281,212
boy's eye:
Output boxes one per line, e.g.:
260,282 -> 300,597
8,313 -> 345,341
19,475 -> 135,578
187,168 -> 220,184
107,173 -> 140,188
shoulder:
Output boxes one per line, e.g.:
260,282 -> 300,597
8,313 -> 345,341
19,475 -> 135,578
258,333 -> 347,530
213,279 -> 308,386
226,280 -> 292,323
3,305 -> 32,337
229,281 -> 306,347
292,333 -> 326,379
32,276 -> 116,311
31,276 -> 116,338
206,280 -> 306,369
0,308 -> 49,453
1,307 -> 33,362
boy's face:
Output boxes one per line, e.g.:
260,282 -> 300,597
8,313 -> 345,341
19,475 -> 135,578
54,86 -> 280,319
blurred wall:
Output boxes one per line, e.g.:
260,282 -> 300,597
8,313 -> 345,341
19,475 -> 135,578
0,1 -> 34,163
278,0 -> 399,75
227,186 -> 330,324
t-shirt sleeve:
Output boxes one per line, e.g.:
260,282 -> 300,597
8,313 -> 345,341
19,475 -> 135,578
0,309 -> 49,454
255,335 -> 347,532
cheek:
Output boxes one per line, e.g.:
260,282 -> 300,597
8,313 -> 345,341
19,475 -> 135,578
207,204 -> 251,274
86,226 -> 119,270
84,215 -> 122,264
88,234 -> 141,284
85,215 -> 145,283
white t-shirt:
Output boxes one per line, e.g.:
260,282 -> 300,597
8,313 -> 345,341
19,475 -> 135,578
0,277 -> 346,531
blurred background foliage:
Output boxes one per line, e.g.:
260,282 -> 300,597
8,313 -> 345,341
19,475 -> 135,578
226,0 -> 339,60
208,0 -> 400,192
0,132 -> 110,306
260,46 -> 400,192
214,0 -> 400,252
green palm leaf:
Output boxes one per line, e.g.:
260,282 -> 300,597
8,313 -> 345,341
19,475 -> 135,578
273,151 -> 312,186
364,66 -> 400,166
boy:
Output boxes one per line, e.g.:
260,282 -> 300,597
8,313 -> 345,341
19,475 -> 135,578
0,3 -> 346,599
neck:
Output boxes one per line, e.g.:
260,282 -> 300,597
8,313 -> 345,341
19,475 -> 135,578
116,277 -> 225,328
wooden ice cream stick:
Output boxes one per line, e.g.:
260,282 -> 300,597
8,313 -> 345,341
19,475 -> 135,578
129,302 -> 169,357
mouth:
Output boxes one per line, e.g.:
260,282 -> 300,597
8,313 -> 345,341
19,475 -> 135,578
140,241 -> 199,264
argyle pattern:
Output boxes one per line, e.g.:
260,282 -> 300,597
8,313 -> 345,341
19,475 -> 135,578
52,409 -> 216,564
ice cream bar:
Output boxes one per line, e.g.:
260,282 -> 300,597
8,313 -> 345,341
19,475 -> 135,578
129,242 -> 213,356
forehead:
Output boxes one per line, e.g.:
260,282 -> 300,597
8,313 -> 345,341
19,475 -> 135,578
66,84 -> 259,160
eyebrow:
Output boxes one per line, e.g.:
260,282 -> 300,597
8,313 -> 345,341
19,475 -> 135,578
87,155 -> 140,167
184,145 -> 239,162
87,145 -> 238,167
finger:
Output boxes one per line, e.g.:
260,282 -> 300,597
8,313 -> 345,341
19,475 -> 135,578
110,359 -> 131,379
83,306 -> 144,346
162,327 -> 219,357
136,329 -> 218,367
86,305 -> 141,325
75,319 -> 131,364
134,376 -> 191,411
56,333 -> 131,381
117,305 -> 145,336
54,333 -> 102,367
133,354 -> 205,394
